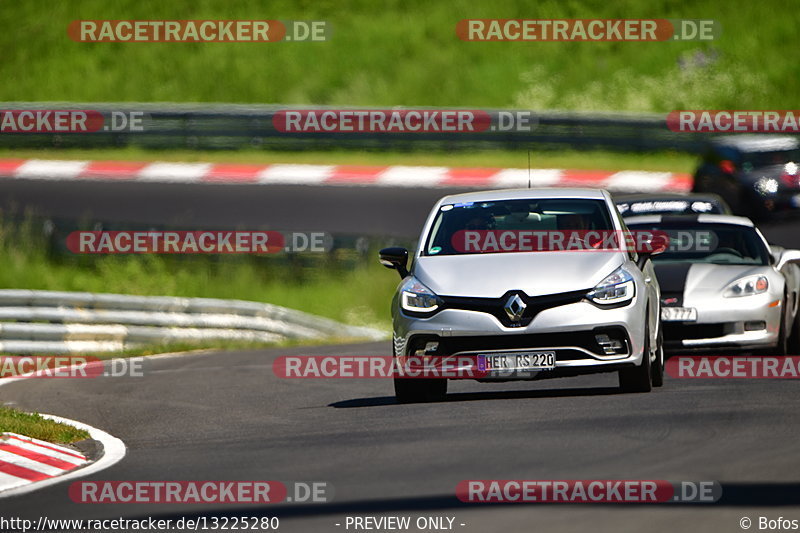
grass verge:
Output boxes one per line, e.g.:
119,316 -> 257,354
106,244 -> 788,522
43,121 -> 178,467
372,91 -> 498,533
0,0 -> 796,111
0,406 -> 90,444
0,217 -> 400,332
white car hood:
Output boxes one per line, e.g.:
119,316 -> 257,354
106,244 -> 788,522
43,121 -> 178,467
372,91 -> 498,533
655,262 -> 775,296
413,251 -> 626,298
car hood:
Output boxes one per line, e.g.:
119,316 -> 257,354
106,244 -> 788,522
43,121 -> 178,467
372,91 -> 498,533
413,252 -> 626,298
654,262 -> 772,296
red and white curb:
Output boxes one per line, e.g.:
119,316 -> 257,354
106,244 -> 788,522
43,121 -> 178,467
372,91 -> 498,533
0,415 -> 125,498
0,159 -> 692,192
0,364 -> 127,498
0,433 -> 88,491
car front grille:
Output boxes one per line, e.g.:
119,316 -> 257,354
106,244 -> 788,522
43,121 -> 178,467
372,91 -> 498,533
439,289 -> 589,327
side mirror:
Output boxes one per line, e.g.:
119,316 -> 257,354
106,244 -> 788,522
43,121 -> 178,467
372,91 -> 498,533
636,249 -> 663,270
379,247 -> 409,278
634,232 -> 667,269
776,249 -> 800,271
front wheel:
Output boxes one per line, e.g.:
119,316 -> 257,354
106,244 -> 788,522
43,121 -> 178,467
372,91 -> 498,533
788,298 -> 800,354
619,329 -> 653,393
394,377 -> 447,403
651,331 -> 665,388
773,297 -> 789,356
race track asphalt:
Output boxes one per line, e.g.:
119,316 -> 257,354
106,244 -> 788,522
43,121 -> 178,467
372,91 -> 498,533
2,341 -> 799,532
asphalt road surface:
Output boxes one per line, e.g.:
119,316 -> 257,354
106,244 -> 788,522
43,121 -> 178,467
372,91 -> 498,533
0,180 -> 451,237
2,342 -> 799,532
1,178 -> 798,245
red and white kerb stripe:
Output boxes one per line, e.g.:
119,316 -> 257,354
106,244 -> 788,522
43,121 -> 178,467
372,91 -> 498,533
0,433 -> 88,492
0,159 -> 691,192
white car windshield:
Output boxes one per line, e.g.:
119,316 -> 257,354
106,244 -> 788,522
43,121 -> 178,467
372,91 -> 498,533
424,198 -> 613,256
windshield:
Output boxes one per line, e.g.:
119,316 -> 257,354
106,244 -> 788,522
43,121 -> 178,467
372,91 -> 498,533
424,198 -> 613,256
626,223 -> 770,266
742,148 -> 800,169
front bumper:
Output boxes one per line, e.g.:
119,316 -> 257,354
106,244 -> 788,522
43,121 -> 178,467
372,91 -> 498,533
663,292 -> 781,351
393,298 -> 647,381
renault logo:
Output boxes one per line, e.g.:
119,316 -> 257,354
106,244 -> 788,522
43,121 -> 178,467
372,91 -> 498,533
504,294 -> 527,322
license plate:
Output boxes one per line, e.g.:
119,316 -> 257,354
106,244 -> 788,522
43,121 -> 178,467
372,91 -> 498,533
661,307 -> 698,322
480,351 -> 555,371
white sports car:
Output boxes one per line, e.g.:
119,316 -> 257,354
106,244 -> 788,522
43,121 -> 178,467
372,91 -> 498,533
625,214 -> 800,354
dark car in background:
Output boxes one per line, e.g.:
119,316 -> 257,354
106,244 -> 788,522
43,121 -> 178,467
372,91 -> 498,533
615,193 -> 731,219
692,135 -> 800,220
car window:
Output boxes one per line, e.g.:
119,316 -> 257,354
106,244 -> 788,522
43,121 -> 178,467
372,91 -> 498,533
626,223 -> 770,266
741,149 -> 800,170
424,198 -> 613,256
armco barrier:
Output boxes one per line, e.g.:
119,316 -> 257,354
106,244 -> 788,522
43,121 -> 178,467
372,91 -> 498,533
0,290 -> 385,354
0,102 -> 718,153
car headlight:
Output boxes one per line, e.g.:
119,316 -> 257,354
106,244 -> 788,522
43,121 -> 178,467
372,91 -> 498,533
587,266 -> 635,305
755,177 -> 779,195
400,277 -> 442,313
724,275 -> 769,297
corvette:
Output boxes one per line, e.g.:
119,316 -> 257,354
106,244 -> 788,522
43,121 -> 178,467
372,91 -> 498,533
625,214 -> 800,353
380,188 -> 664,403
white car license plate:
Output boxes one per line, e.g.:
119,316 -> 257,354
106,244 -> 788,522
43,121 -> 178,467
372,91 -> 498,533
661,307 -> 698,322
480,351 -> 555,371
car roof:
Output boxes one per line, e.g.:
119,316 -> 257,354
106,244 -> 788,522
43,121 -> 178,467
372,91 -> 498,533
624,214 -> 755,227
710,135 -> 799,152
437,188 -> 610,204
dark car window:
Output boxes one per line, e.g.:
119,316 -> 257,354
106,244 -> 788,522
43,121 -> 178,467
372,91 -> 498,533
424,198 -> 613,256
741,148 -> 800,169
626,222 -> 770,266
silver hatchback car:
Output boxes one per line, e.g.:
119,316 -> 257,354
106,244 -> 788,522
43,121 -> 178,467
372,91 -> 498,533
380,188 -> 664,403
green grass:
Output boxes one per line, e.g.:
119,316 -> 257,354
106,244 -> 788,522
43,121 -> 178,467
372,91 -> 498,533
0,217 -> 400,331
0,0 -> 796,111
0,146 -> 697,173
0,406 -> 89,444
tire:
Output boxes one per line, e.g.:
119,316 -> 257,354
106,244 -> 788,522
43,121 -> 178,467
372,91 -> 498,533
651,330 -> 665,388
394,376 -> 447,403
788,299 -> 800,355
774,297 -> 789,356
619,327 -> 653,393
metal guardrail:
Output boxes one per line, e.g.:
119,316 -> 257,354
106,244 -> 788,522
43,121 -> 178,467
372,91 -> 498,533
0,290 -> 385,354
0,102 -> 715,153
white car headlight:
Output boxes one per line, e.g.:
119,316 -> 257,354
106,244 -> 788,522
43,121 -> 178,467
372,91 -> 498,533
400,277 -> 442,313
724,275 -> 769,297
587,266 -> 635,305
